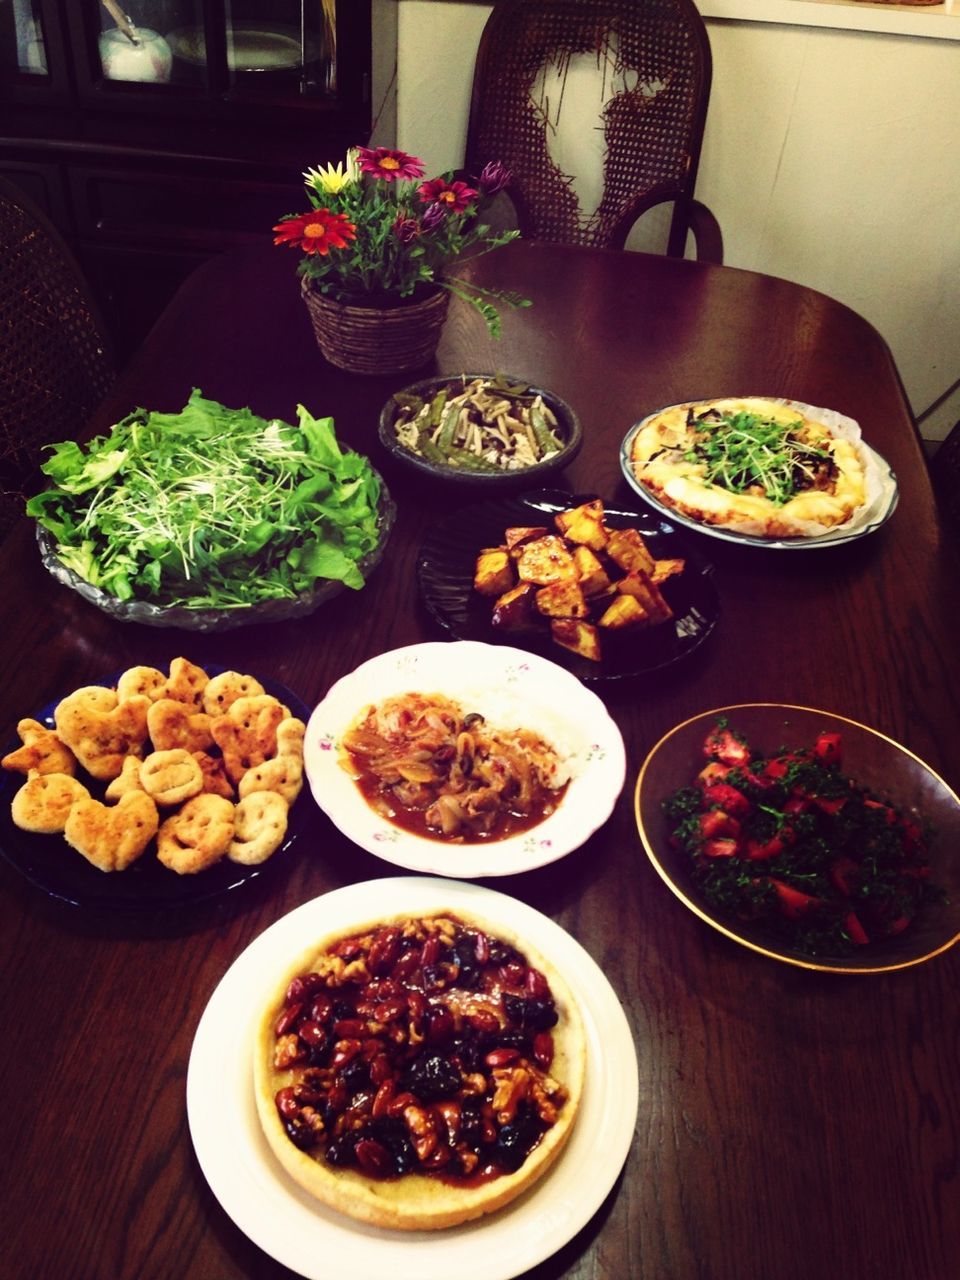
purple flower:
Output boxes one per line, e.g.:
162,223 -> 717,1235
420,202 -> 448,233
392,214 -> 421,244
479,161 -> 511,196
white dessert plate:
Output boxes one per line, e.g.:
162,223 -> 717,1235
186,876 -> 640,1280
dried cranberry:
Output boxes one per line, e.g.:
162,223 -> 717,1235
503,993 -> 558,1030
425,1005 -> 455,1044
284,1115 -> 319,1151
400,1052 -> 461,1102
493,1101 -> 544,1171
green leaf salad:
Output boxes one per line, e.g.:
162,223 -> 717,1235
27,390 -> 384,609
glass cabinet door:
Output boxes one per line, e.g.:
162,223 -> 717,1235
1,0 -> 49,77
92,0 -> 337,97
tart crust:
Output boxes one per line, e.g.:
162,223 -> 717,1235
254,910 -> 586,1230
629,397 -> 868,537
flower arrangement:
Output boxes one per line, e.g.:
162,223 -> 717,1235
273,146 -> 529,338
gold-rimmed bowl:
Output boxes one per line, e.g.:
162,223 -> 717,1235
635,704 -> 960,973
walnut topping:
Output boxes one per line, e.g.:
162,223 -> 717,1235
269,914 -> 569,1183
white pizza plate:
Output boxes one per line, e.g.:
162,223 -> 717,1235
619,413 -> 898,550
186,876 -> 640,1280
302,641 -> 627,877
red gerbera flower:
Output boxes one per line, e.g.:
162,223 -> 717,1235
355,146 -> 425,182
417,178 -> 478,213
272,209 -> 356,256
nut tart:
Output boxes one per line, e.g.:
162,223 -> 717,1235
628,397 -> 870,538
254,910 -> 586,1230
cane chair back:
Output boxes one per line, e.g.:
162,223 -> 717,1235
465,0 -> 720,259
0,178 -> 115,537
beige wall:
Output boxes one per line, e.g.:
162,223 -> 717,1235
373,0 -> 960,439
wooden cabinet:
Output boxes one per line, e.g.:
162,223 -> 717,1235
0,0 -> 372,359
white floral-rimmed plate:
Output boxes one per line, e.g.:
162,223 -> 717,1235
186,876 -> 639,1280
303,642 -> 626,877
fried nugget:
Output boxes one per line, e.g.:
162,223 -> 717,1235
238,755 -> 303,806
2,718 -> 77,777
146,698 -> 214,753
202,671 -> 267,717
11,773 -> 90,833
192,750 -> 235,800
156,794 -> 234,875
211,696 -> 287,783
165,657 -> 209,707
116,666 -> 168,703
54,694 -> 151,781
276,717 -> 306,761
140,749 -> 204,807
64,792 -> 159,872
104,756 -> 145,801
227,791 -> 288,865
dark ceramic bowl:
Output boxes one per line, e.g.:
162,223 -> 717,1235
378,373 -> 582,488
635,704 -> 960,973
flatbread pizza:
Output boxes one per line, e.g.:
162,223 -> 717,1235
627,397 -> 870,538
254,910 -> 585,1230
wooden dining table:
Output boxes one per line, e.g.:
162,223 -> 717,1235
1,239 -> 958,1280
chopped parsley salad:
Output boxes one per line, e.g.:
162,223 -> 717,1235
27,390 -> 384,610
662,720 -> 944,957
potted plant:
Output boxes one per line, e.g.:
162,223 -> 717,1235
273,146 -> 529,375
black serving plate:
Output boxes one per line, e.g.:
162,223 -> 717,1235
416,489 -> 719,684
0,670 -> 311,911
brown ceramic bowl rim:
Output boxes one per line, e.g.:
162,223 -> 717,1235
634,702 -> 960,974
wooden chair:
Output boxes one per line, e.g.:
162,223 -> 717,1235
0,178 -> 116,537
465,0 -> 722,261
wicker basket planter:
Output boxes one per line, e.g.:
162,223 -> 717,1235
301,279 -> 450,376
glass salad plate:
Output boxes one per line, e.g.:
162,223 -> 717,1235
36,487 -> 395,632
303,641 -> 627,878
187,876 -> 640,1280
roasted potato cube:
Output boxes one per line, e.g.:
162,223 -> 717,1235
649,557 -> 685,585
571,545 -> 612,597
616,571 -> 673,621
535,578 -> 589,618
474,547 -> 515,597
605,527 -> 656,576
504,526 -> 549,553
515,535 -> 577,585
550,618 -> 602,662
491,582 -> 538,630
598,594 -> 649,629
554,500 -> 608,551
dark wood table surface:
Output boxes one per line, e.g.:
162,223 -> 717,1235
2,241 -> 958,1280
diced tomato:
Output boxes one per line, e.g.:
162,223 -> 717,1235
783,795 -> 811,816
701,837 -> 740,858
697,761 -> 732,787
765,878 -> 822,919
746,835 -> 785,862
703,726 -> 751,768
701,782 -> 752,817
811,794 -> 847,816
898,819 -> 923,854
864,799 -> 897,825
762,758 -> 791,780
844,911 -> 869,945
814,732 -> 843,766
829,857 -> 860,896
699,810 -> 741,840
885,915 -> 910,936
